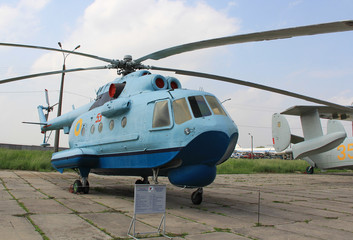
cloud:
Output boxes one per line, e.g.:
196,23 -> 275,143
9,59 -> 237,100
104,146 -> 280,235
1,0 -> 241,146
31,0 -> 241,108
0,0 -> 49,41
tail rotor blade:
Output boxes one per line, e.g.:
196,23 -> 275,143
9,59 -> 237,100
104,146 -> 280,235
45,89 -> 50,107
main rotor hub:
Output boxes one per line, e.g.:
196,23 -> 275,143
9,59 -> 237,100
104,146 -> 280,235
123,55 -> 132,62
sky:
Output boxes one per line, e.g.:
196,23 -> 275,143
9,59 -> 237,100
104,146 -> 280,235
0,0 -> 352,148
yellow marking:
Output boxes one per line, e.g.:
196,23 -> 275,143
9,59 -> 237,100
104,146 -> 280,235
337,143 -> 353,160
74,119 -> 83,136
337,145 -> 345,160
348,143 -> 353,159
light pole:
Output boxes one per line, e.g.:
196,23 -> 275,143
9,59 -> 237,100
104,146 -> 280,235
248,133 -> 253,159
54,42 -> 80,152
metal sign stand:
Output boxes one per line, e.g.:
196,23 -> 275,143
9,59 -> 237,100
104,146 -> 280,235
128,184 -> 172,240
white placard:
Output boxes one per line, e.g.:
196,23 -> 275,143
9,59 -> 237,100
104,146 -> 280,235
134,184 -> 166,214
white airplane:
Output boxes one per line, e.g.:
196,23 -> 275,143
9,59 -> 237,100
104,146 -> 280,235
233,144 -> 276,158
272,105 -> 353,173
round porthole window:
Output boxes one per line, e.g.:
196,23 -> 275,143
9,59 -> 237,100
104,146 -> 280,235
121,117 -> 127,128
109,120 -> 114,130
90,125 -> 95,134
98,122 -> 103,133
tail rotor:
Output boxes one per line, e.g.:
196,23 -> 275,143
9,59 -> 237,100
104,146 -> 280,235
41,89 -> 58,147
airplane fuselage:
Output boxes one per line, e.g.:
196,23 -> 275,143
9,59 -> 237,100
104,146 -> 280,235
308,137 -> 353,170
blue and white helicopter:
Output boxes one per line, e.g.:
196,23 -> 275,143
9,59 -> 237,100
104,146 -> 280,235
1,20 -> 353,204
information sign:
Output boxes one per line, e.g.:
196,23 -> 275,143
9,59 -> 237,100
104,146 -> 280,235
134,184 -> 166,214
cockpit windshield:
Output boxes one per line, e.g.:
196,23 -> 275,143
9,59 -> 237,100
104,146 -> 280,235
205,95 -> 227,116
172,95 -> 227,125
188,95 -> 211,118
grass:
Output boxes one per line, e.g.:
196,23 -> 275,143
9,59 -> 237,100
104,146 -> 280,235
0,148 -> 53,171
217,158 -> 310,174
0,148 -> 350,174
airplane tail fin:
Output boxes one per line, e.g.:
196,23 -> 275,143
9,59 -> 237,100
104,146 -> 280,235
272,108 -> 347,159
272,113 -> 291,152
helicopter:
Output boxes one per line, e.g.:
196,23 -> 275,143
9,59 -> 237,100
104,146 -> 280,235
1,20 -> 353,205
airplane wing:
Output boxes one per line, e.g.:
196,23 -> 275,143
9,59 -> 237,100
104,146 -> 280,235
281,105 -> 353,121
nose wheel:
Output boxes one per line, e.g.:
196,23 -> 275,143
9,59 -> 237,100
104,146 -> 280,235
191,188 -> 203,205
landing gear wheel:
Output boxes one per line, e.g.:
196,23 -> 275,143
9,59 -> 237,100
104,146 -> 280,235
135,179 -> 143,184
73,180 -> 82,194
191,188 -> 203,205
306,166 -> 314,174
135,177 -> 150,184
83,180 -> 90,194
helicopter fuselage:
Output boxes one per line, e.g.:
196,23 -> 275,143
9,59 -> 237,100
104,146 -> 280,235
43,70 -> 238,188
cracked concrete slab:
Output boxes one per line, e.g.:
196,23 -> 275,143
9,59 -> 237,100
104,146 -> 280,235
1,170 -> 353,239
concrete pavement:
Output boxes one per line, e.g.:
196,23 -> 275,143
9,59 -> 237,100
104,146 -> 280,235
1,170 -> 353,239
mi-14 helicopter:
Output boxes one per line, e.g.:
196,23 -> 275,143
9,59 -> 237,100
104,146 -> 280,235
1,20 -> 353,205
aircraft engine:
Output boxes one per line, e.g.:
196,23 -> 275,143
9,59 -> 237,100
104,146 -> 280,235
166,76 -> 181,89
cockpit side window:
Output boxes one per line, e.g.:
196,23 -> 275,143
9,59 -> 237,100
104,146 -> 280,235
188,95 -> 211,118
152,100 -> 171,128
205,95 -> 227,116
173,98 -> 192,124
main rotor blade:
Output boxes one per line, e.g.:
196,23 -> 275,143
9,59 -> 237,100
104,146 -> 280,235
151,66 -> 353,113
136,20 -> 353,63
0,43 -> 115,64
0,66 -> 108,84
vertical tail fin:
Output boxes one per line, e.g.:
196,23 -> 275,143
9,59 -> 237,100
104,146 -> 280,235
272,113 -> 291,152
37,105 -> 48,125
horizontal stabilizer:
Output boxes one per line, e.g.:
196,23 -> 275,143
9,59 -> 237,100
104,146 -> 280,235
22,121 -> 47,125
281,105 -> 353,121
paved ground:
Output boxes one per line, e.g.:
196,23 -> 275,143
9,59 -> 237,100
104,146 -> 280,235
1,170 -> 353,240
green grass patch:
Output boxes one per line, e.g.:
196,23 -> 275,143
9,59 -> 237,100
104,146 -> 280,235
217,158 -> 310,174
0,148 -> 53,171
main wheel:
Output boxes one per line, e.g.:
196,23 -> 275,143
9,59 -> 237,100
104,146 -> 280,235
73,180 -> 82,194
191,188 -> 203,205
306,166 -> 314,174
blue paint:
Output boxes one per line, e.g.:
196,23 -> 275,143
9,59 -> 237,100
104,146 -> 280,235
97,148 -> 181,169
168,164 -> 217,187
176,131 -> 230,166
51,147 -> 181,170
45,71 -> 239,189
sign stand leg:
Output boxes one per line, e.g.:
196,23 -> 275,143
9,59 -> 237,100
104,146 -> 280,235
128,214 -> 138,240
127,184 -> 172,239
